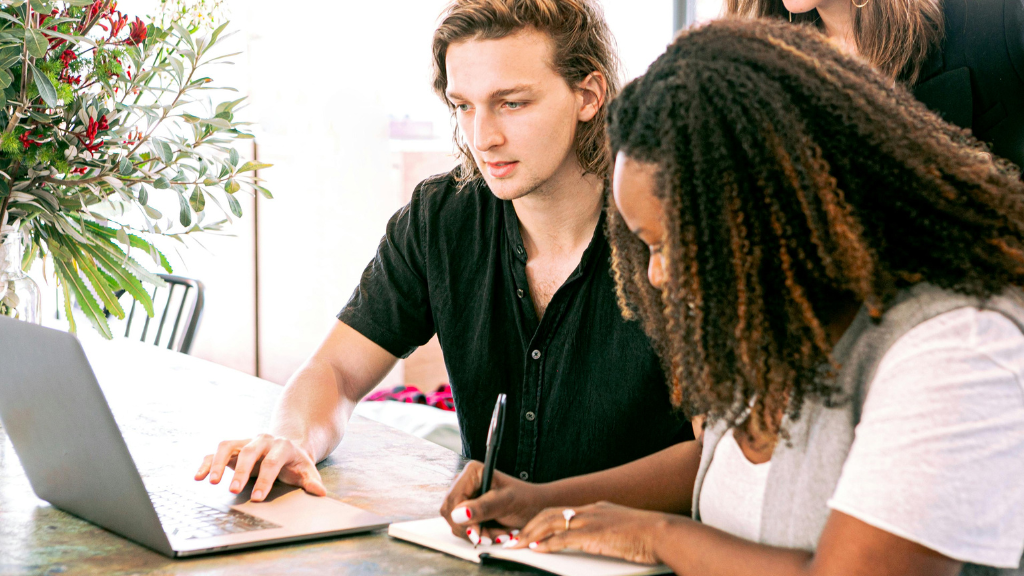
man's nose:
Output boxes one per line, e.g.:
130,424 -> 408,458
473,110 -> 504,151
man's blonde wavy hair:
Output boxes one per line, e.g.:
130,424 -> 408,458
431,0 -> 621,184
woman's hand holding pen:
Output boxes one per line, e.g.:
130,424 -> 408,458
441,460 -> 549,546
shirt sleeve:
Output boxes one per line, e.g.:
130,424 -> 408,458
828,308 -> 1024,569
337,183 -> 435,359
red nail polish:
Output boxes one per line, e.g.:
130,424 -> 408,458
466,508 -> 472,519
466,528 -> 473,536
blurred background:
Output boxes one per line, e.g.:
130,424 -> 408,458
35,0 -> 722,389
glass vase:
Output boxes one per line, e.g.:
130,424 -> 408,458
0,227 -> 41,324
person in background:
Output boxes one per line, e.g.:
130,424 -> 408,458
194,0 -> 693,511
727,0 -> 1024,170
441,18 -> 1024,575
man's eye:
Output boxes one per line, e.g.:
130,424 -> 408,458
455,104 -> 471,112
505,102 -> 523,110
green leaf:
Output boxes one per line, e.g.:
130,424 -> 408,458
189,186 -> 205,213
168,57 -> 184,82
256,185 -> 273,199
0,50 -> 21,70
177,191 -> 192,226
200,117 -> 230,130
153,139 -> 173,164
143,205 -> 162,220
153,176 -> 170,189
53,257 -> 113,339
78,243 -> 155,318
29,62 -> 57,108
0,12 -> 23,25
138,186 -> 149,206
82,220 -> 172,274
236,161 -> 271,174
228,148 -> 239,167
59,274 -> 77,333
171,21 -> 195,50
118,158 -> 133,176
225,191 -> 242,218
71,247 -> 125,320
78,234 -> 163,307
209,21 -> 230,45
224,179 -> 240,194
115,227 -> 129,247
215,96 -> 246,115
24,28 -> 47,59
0,68 -> 11,90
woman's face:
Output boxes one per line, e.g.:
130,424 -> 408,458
782,0 -> 828,15
612,151 -> 669,289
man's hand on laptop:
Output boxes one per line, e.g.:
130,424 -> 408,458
195,434 -> 327,502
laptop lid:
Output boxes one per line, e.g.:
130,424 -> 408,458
0,316 -> 173,556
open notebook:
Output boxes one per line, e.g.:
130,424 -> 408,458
388,517 -> 673,576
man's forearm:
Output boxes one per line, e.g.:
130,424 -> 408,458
538,439 -> 701,514
270,356 -> 359,463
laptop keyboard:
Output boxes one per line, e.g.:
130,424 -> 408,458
150,488 -> 281,540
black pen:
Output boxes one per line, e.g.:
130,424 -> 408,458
475,393 -> 506,548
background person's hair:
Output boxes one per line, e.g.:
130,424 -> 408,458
432,0 -> 621,184
725,0 -> 943,83
605,18 -> 1024,437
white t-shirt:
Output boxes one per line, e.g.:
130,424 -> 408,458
699,307 -> 1024,568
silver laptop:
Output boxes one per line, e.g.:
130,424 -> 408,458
0,316 -> 390,557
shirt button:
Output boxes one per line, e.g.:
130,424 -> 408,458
517,288 -> 524,298
519,471 -> 529,480
525,411 -> 536,421
516,245 -> 524,255
531,350 -> 541,360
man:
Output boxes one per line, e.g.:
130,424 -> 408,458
195,0 -> 693,503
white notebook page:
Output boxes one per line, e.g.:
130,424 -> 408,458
388,517 -> 672,576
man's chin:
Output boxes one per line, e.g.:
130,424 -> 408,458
482,175 -> 538,201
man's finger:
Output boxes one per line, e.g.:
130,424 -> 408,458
300,467 -> 327,496
194,454 -> 213,480
207,439 -> 246,484
228,438 -> 269,494
249,443 -> 290,501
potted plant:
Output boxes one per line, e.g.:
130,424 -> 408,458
0,0 -> 269,338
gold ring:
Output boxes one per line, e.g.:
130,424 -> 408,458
563,508 -> 576,531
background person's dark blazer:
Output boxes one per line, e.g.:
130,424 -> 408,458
913,0 -> 1024,170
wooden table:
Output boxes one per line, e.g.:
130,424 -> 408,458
0,336 -> 536,575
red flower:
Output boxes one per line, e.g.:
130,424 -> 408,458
127,18 -> 147,46
18,132 -> 41,149
60,49 -> 77,67
104,12 -> 129,39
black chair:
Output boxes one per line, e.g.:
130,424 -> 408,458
120,274 -> 205,355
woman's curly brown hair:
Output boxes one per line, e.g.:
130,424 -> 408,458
605,17 -> 1024,436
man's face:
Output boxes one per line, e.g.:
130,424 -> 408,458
445,28 -> 585,200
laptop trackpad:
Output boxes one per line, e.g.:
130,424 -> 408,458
199,479 -> 389,533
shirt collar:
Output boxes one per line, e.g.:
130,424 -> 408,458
502,198 -> 608,273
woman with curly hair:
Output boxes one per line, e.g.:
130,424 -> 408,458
439,18 -> 1024,576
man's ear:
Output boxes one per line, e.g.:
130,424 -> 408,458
576,71 -> 607,123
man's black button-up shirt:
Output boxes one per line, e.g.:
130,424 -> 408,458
338,172 -> 692,483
